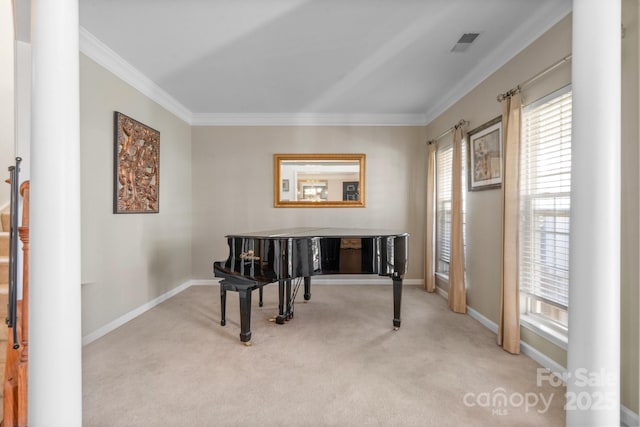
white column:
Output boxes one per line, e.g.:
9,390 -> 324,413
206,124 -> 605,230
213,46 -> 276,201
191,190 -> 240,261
568,1 -> 621,426
29,0 -> 82,425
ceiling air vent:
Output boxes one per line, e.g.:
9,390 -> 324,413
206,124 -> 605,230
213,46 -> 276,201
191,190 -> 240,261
451,33 -> 480,53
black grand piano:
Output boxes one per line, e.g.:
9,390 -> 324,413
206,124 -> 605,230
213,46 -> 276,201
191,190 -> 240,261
213,227 -> 409,345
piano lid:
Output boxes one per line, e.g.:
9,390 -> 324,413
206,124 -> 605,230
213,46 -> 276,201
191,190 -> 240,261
225,227 -> 409,239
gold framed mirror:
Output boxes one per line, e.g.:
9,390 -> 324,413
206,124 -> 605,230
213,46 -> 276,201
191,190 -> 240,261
274,153 -> 366,208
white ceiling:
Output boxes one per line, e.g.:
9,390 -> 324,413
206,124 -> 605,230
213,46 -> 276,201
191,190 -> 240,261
78,0 -> 572,125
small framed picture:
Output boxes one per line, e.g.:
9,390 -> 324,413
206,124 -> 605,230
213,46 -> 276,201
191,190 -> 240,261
282,179 -> 290,192
467,117 -> 502,191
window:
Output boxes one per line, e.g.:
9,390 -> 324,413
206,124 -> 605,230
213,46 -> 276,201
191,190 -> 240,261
436,144 -> 452,276
435,139 -> 466,278
519,86 -> 572,347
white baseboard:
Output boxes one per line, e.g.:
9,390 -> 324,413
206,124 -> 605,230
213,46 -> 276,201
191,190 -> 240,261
465,304 -> 567,377
431,290 -> 639,426
191,277 -> 422,286
82,277 -> 420,345
309,277 -> 422,285
438,289 -> 564,375
466,305 -> 499,334
622,404 -> 640,427
464,303 -> 569,376
190,279 -> 219,286
434,285 -> 449,300
82,279 -> 193,346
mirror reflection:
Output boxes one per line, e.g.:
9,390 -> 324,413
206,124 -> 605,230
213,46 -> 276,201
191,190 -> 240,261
274,154 -> 365,207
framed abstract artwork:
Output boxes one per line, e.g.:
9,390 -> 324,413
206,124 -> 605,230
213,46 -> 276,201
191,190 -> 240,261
113,112 -> 160,213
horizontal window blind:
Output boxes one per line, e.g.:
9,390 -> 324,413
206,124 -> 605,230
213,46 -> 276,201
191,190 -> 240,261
436,145 -> 452,274
519,88 -> 572,309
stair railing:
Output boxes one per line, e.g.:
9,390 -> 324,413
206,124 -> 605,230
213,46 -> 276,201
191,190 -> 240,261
3,157 -> 28,427
7,157 -> 21,348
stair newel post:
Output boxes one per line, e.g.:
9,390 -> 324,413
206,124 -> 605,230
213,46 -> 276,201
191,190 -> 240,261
17,181 -> 29,426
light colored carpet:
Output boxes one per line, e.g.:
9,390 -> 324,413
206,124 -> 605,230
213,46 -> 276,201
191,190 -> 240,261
82,284 -> 566,426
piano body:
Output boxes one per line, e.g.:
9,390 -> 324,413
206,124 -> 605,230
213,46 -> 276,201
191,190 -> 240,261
213,227 -> 409,344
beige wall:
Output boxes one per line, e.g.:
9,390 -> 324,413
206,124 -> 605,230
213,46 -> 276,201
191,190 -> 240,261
426,16 -> 572,324
621,0 -> 639,415
191,126 -> 426,280
80,54 -> 193,336
0,1 -> 14,205
426,12 -> 639,413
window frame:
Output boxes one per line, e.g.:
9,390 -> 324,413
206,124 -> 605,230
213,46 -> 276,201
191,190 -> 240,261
435,142 -> 453,279
518,85 -> 572,349
434,136 -> 467,283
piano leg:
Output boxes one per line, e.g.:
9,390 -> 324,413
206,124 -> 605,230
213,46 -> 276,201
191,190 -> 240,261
220,281 -> 228,326
392,276 -> 402,330
304,276 -> 311,301
276,279 -> 296,324
285,279 -> 293,319
276,279 -> 287,324
238,286 -> 253,345
259,286 -> 263,307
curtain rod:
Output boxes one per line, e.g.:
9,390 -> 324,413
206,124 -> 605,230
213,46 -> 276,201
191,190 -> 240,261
497,54 -> 572,102
427,119 -> 468,145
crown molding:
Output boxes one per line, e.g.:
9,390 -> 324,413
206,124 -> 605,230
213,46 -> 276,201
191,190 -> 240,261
78,28 -> 426,127
79,0 -> 571,129
79,26 -> 193,124
423,1 -> 572,125
190,113 -> 427,126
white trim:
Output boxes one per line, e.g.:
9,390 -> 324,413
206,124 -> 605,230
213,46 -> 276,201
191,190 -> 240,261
433,291 -> 567,375
622,405 -> 640,427
465,305 -> 565,377
79,3 -> 571,128
78,27 -> 426,127
524,84 -> 572,111
466,304 -> 499,334
82,277 -> 420,344
310,277 -> 422,285
78,27 -> 192,124
190,279 -> 220,286
190,113 -> 427,127
435,285 -> 448,300
81,279 -> 193,346
423,3 -> 572,125
519,340 -> 566,380
520,314 -> 568,350
188,277 -> 422,286
441,293 -> 639,425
